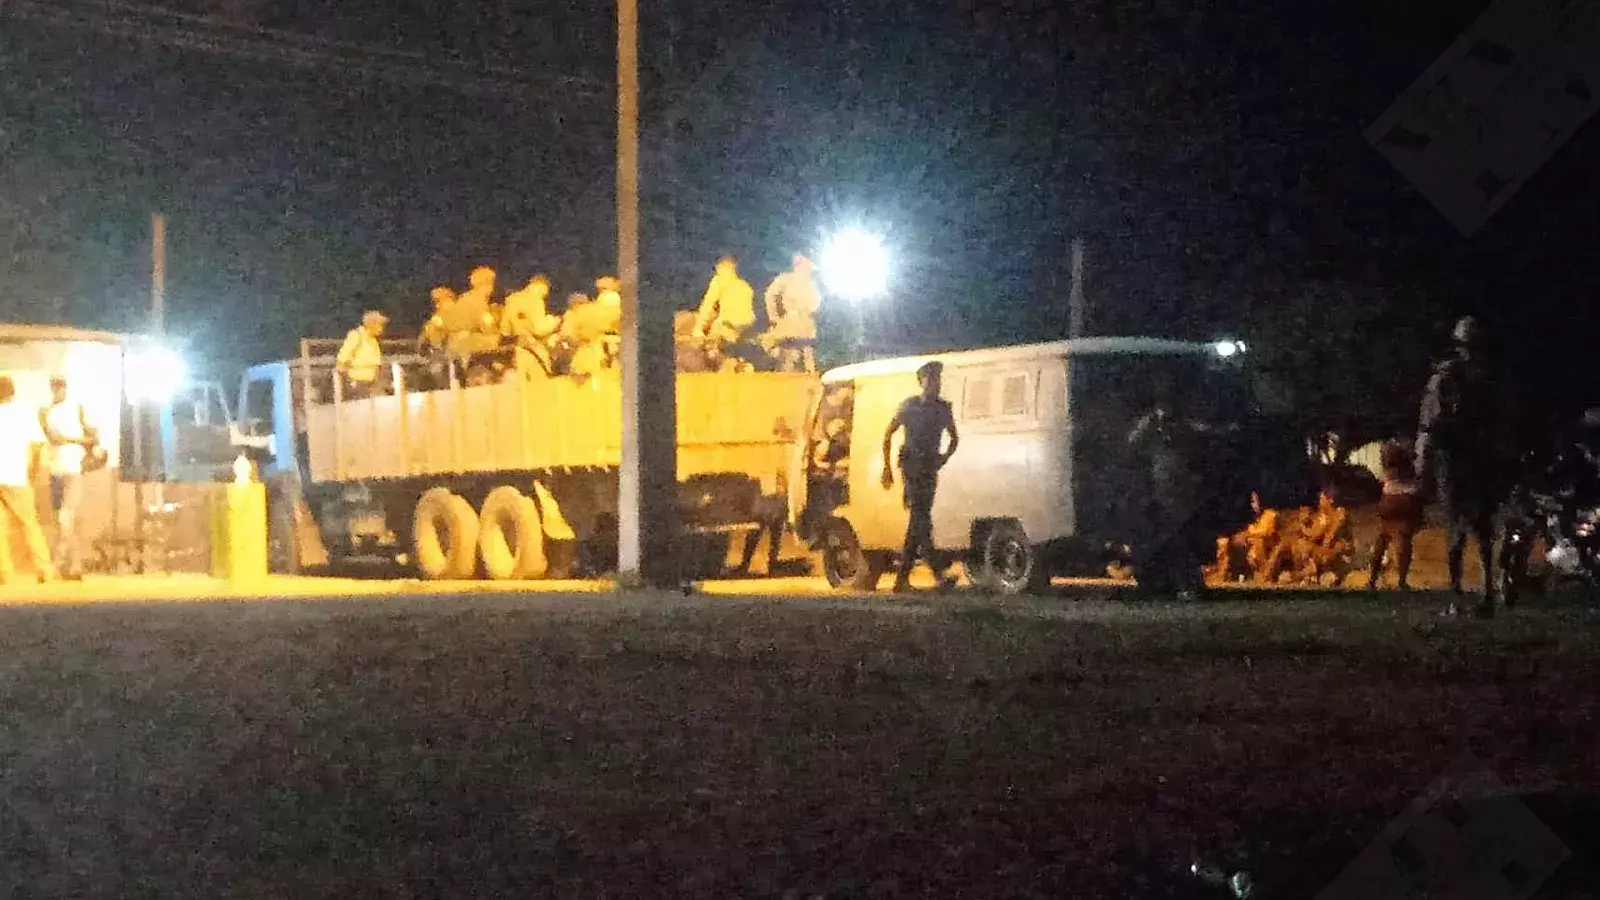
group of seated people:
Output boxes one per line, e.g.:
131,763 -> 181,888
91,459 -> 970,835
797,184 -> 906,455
1207,489 -> 1354,586
417,254 -> 823,387
419,266 -> 623,387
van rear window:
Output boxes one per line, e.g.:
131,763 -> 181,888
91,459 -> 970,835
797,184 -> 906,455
999,373 -> 1030,417
963,377 -> 993,420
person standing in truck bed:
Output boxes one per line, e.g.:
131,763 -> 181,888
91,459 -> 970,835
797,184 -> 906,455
335,310 -> 389,399
696,256 -> 756,369
763,253 -> 822,373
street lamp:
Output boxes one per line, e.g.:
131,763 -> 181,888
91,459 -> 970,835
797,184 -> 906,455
819,227 -> 892,359
124,345 -> 187,404
121,341 -> 186,576
1213,339 -> 1247,359
819,227 -> 891,303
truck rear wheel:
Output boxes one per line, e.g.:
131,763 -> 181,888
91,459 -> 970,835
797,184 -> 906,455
479,486 -> 547,580
413,488 -> 480,580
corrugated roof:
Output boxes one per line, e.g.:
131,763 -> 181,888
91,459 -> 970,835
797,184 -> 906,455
0,323 -> 128,345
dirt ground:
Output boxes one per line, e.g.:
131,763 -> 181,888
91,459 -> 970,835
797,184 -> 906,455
0,588 -> 1595,899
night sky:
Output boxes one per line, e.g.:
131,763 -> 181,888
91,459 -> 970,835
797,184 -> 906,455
2,0 -> 1598,391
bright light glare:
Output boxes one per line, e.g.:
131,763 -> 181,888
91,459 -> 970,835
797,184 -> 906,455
124,346 -> 187,403
1214,339 -> 1243,358
819,227 -> 890,302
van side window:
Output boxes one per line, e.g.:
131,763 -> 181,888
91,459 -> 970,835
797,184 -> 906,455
999,372 -> 1031,417
963,376 -> 993,420
811,381 -> 855,473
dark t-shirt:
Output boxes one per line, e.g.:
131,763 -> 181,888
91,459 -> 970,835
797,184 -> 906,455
894,395 -> 955,474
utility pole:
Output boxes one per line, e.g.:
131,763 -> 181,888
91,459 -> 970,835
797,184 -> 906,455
152,213 -> 166,333
135,213 -> 166,573
1066,236 -> 1086,339
616,0 -> 679,587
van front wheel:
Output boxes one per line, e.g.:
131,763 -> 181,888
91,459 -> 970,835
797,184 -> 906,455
975,521 -> 1046,595
818,520 -> 887,591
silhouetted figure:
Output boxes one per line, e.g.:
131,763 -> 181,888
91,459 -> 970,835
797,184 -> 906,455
881,361 -> 959,592
1127,381 -> 1213,597
1416,315 -> 1510,616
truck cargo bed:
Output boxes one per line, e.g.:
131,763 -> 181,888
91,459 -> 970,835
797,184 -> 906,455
305,372 -> 814,493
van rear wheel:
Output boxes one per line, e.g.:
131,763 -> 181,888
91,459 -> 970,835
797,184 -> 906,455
818,519 -> 887,591
975,521 -> 1046,595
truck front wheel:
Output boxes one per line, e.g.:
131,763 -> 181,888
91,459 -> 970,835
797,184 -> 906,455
818,519 -> 887,591
413,488 -> 480,580
479,486 -> 547,580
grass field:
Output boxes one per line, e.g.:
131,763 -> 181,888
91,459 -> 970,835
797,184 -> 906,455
0,589 -> 1596,898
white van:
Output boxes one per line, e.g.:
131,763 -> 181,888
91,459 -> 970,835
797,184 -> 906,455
788,337 -> 1308,592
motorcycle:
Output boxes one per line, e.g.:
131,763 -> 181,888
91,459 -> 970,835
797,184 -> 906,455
1500,417 -> 1600,602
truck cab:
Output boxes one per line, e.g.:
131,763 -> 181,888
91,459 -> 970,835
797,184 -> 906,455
233,359 -> 306,478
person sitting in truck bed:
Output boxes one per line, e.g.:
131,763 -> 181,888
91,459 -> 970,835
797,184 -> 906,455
503,274 -> 559,344
501,274 -> 560,377
445,266 -> 505,383
674,310 -> 713,372
553,292 -> 614,380
594,276 -> 624,368
420,286 -> 457,388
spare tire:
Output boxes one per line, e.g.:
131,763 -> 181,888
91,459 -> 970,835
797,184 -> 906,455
479,486 -> 547,580
413,488 -> 480,580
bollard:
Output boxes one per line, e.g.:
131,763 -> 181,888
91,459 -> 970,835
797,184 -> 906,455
211,457 -> 269,582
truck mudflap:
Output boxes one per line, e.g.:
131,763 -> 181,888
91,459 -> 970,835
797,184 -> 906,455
264,474 -> 329,573
678,473 -> 771,532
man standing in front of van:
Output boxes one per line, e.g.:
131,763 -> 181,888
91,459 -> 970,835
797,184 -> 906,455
882,360 -> 959,592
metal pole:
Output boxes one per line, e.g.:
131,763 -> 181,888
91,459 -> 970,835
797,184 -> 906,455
1067,236 -> 1086,339
617,0 -> 678,587
136,214 -> 166,573
152,214 -> 166,333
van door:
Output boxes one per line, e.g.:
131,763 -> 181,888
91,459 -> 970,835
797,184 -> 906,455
933,363 -> 1043,548
851,372 -> 919,551
796,380 -> 855,540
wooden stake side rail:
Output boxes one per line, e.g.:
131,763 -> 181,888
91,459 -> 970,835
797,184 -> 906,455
306,371 -> 816,490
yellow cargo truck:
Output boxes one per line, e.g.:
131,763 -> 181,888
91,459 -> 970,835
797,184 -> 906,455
234,338 -> 816,579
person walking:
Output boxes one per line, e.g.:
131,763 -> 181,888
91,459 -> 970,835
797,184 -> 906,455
40,376 -> 99,580
880,361 -> 959,592
0,376 -> 56,585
